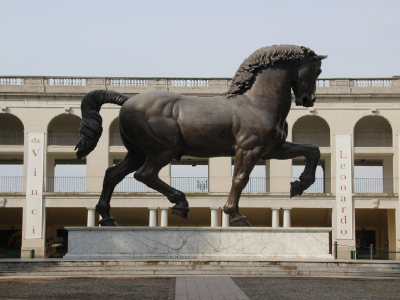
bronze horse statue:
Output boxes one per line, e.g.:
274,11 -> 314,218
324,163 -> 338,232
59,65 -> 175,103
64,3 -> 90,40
75,45 -> 327,227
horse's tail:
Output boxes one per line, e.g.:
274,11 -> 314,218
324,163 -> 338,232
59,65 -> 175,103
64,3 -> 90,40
75,89 -> 129,159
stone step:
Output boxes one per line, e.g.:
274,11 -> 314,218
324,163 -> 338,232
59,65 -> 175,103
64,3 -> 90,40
1,259 -> 400,277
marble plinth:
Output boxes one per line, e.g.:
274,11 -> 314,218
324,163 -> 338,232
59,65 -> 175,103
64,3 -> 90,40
64,227 -> 333,260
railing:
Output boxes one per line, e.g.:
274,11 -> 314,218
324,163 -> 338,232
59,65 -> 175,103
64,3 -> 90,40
0,177 -> 23,192
354,79 -> 392,87
171,177 -> 208,192
109,131 -> 123,146
115,176 -> 148,192
46,177 -> 86,192
110,78 -> 148,87
354,132 -> 392,147
0,249 -> 35,259
353,178 -> 393,193
48,131 -> 80,146
243,177 -> 269,193
292,132 -> 330,147
292,177 -> 331,193
170,79 -> 209,87
0,77 -> 24,85
48,78 -> 86,86
0,130 -> 24,145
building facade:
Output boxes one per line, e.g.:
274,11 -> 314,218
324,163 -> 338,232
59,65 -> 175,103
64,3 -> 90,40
0,75 -> 399,259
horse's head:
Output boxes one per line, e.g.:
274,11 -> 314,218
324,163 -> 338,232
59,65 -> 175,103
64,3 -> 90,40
292,55 -> 327,107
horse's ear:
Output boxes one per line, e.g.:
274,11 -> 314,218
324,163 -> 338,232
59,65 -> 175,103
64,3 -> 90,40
317,55 -> 328,60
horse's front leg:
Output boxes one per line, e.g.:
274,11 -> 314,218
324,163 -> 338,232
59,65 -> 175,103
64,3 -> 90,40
223,146 -> 262,227
263,141 -> 320,197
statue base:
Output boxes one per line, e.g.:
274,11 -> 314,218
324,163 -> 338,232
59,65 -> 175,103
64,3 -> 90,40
64,227 -> 332,260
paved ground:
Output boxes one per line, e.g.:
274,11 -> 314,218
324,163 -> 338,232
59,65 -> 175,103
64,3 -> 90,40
0,276 -> 400,299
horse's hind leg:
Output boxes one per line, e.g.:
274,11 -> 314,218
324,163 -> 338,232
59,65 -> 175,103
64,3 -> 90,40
97,151 -> 146,226
134,151 -> 190,219
262,141 -> 320,197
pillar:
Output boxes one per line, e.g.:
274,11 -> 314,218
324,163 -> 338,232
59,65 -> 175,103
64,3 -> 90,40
211,207 -> 219,227
268,160 -> 292,192
149,207 -> 157,227
209,157 -> 231,192
283,208 -> 291,227
222,211 -> 229,227
383,156 -> 394,192
87,208 -> 95,227
160,207 -> 168,227
271,208 -> 280,228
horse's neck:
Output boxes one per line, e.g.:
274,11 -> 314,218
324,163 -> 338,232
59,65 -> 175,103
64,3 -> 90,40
245,67 -> 292,117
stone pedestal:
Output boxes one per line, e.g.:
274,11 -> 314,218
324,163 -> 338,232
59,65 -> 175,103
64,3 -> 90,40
64,227 -> 333,260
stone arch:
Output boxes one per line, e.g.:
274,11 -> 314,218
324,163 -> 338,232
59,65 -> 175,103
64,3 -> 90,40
0,114 -> 24,145
354,116 -> 392,147
47,114 -> 81,146
109,117 -> 122,146
292,115 -> 330,147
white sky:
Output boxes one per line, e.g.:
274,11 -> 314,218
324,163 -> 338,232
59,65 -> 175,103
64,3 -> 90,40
1,0 -> 399,78
0,1 -> 394,179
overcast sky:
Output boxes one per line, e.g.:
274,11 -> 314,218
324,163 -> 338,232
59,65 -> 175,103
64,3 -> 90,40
1,0 -> 399,78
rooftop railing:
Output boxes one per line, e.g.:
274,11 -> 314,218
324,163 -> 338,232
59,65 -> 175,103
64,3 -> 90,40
0,76 -> 398,94
354,178 -> 393,193
46,177 -> 86,192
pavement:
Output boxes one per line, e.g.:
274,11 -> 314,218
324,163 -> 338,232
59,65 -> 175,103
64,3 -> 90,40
175,276 -> 249,300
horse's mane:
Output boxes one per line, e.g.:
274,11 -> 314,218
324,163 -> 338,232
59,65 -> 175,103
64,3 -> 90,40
223,45 -> 318,98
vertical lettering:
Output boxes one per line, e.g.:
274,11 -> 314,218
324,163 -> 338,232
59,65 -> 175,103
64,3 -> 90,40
340,196 -> 346,202
340,151 -> 347,159
341,216 -> 347,224
32,226 -> 35,234
33,168 -> 37,176
342,207 -> 346,213
340,175 -> 346,180
341,230 -> 347,235
32,149 -> 40,157
340,164 -> 346,169
31,190 -> 38,195
340,185 -> 347,191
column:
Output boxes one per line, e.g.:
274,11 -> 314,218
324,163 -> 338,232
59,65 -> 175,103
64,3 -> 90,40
209,157 -> 231,192
383,156 -> 394,192
149,207 -> 157,227
222,211 -> 230,227
211,207 -> 219,227
268,160 -> 292,192
87,208 -> 96,227
283,208 -> 291,227
271,208 -> 280,227
160,207 -> 168,227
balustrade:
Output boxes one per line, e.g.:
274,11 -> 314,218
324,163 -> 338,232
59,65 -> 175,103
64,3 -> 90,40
115,176 -> 147,192
171,177 -> 209,192
0,77 -> 24,85
0,131 -> 24,145
48,131 -> 80,146
48,78 -> 86,86
354,132 -> 392,147
292,178 -> 331,193
109,131 -> 123,146
46,177 -> 86,192
354,178 -> 393,193
170,79 -> 209,88
242,177 -> 269,193
110,79 -> 148,87
0,177 -> 23,192
292,132 -> 330,147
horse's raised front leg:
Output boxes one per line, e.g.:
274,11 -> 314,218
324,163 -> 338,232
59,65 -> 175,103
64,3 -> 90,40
97,151 -> 146,226
134,151 -> 190,219
223,146 -> 262,227
263,141 -> 320,197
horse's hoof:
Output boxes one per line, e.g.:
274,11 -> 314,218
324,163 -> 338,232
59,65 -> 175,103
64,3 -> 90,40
172,205 -> 190,219
290,181 -> 304,198
230,216 -> 252,227
99,217 -> 118,226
